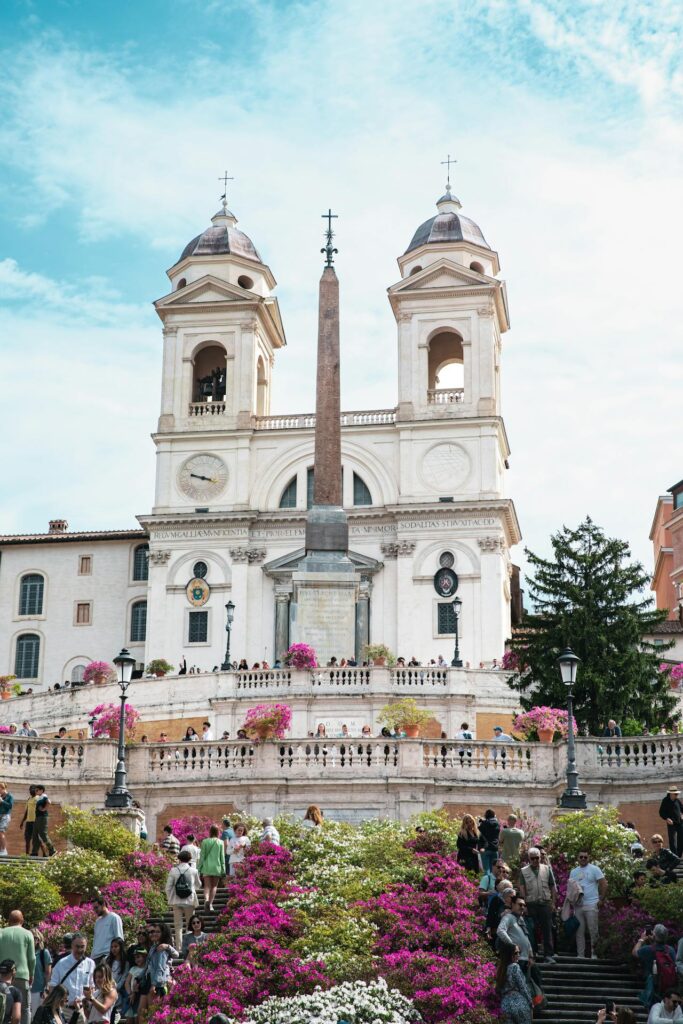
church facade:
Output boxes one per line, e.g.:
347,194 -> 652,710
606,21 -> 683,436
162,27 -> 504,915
0,186 -> 521,687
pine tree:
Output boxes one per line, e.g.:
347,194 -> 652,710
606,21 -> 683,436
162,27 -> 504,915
507,517 -> 677,734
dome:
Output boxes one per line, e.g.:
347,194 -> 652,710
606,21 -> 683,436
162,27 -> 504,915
405,190 -> 490,254
178,204 -> 262,264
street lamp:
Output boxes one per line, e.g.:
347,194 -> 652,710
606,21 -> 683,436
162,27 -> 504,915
557,646 -> 587,810
221,600 -> 235,671
451,596 -> 463,667
104,647 -> 136,809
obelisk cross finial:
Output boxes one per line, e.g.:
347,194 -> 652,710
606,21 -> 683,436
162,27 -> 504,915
218,170 -> 234,212
321,208 -> 338,266
441,153 -> 457,192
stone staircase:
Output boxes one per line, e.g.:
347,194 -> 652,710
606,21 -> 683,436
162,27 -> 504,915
538,955 -> 646,1024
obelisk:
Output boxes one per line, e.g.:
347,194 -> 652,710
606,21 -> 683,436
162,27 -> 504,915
290,211 -> 359,664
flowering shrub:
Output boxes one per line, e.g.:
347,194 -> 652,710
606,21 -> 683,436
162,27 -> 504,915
121,849 -> 172,884
88,702 -> 140,740
43,847 -> 122,897
40,878 -> 165,951
660,662 -> 683,686
166,815 -> 217,846
57,807 -> 139,858
513,706 -> 576,739
0,725 -> 12,734
0,862 -> 63,925
243,703 -> 292,740
501,649 -> 521,671
222,977 -> 421,1024
595,901 -> 658,960
544,807 -> 636,897
83,660 -> 115,684
283,643 -> 318,669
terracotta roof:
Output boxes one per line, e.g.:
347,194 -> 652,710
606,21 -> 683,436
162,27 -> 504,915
0,529 -> 147,546
650,619 -> 683,634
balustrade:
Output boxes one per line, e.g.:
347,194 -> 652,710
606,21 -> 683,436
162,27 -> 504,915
391,667 -> 447,687
278,738 -> 400,772
427,388 -> 465,404
252,409 -> 396,430
580,736 -> 683,772
0,737 -> 113,779
235,669 -> 292,691
422,739 -> 537,779
145,741 -> 254,778
188,401 -> 227,417
311,668 -> 371,687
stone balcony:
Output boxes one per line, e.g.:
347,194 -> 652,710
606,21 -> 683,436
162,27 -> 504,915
252,409 -> 396,430
427,388 -> 465,404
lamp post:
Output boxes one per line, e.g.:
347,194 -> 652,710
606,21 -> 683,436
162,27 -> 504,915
221,600 -> 235,671
104,647 -> 136,809
557,646 -> 587,810
451,596 -> 463,667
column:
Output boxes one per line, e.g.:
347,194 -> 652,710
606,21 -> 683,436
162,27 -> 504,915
395,541 -> 416,656
379,543 -> 398,652
274,589 -> 290,662
355,577 -> 371,661
228,551 -> 249,660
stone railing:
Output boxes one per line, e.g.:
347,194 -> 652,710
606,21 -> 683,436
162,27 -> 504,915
252,409 -> 396,430
391,667 -> 448,687
0,735 -> 680,789
235,669 -> 293,691
311,667 -> 372,687
188,401 -> 227,417
427,388 -> 465,404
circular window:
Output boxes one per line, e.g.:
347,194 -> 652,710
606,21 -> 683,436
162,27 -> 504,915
439,551 -> 455,568
237,275 -> 254,290
193,560 -> 208,579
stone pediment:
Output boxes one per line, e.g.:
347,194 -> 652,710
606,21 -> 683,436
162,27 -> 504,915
263,547 -> 383,578
390,259 -> 493,295
155,275 -> 256,310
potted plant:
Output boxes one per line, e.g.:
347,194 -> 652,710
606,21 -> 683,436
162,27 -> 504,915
242,703 -> 292,741
146,659 -> 174,678
379,697 -> 432,738
0,675 -> 16,700
283,643 -> 318,670
83,661 -> 115,686
363,643 -> 396,667
11,682 -> 22,697
660,662 -> 683,690
513,706 -> 575,744
89,702 -> 140,741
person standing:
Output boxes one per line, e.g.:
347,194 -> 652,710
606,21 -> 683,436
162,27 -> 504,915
520,847 -> 558,962
197,825 -> 225,911
495,942 -> 532,1024
82,963 -> 117,1023
18,787 -> 37,857
226,823 -> 251,877
478,809 -> 501,873
180,834 -> 201,868
30,930 -> 52,1018
49,933 -> 94,1012
260,818 -> 280,845
165,850 -> 200,949
569,851 -> 607,959
201,722 -> 213,742
180,916 -> 208,961
31,786 -> 55,857
456,814 -> 481,873
500,814 -> 526,864
160,825 -> 180,859
0,911 -> 36,1024
496,895 -> 542,989
0,959 -> 22,1024
659,787 -> 683,857
0,782 -> 14,856
91,897 -> 124,966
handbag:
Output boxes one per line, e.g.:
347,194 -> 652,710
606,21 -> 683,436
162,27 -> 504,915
528,976 -> 547,1010
563,914 -> 580,938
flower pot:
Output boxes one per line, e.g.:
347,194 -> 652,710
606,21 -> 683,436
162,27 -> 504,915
62,892 -> 84,906
154,671 -> 166,678
403,725 -> 420,738
94,672 -> 108,686
0,690 -> 10,701
372,657 -> 386,667
537,728 -> 554,744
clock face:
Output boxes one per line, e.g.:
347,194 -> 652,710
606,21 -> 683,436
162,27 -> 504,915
177,454 -> 228,501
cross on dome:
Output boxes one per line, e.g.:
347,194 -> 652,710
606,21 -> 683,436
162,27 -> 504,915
218,169 -> 235,212
441,153 -> 457,192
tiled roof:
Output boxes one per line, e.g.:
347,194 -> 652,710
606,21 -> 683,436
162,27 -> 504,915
0,529 -> 147,546
650,619 -> 683,634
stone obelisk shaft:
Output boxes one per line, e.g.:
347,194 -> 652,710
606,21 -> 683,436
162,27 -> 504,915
313,266 -> 342,506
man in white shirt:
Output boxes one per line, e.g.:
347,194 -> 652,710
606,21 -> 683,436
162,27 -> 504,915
91,896 -> 124,963
202,721 -> 213,741
180,833 -> 201,867
568,851 -> 607,958
49,933 -> 94,1008
492,725 -> 513,742
647,990 -> 682,1024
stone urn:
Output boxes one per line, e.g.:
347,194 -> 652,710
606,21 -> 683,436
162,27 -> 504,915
372,657 -> 386,667
537,728 -> 555,744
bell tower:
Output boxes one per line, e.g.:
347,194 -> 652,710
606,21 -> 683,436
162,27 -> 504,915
151,194 -> 286,513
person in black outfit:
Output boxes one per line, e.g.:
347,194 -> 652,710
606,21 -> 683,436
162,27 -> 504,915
478,809 -> 501,873
456,814 -> 481,872
659,786 -> 683,856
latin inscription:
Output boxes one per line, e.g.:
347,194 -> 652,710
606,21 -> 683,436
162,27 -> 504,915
149,516 -> 498,542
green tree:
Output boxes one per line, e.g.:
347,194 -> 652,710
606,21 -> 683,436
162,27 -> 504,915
507,517 -> 677,733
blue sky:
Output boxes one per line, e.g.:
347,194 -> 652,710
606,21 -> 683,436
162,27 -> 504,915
0,0 -> 682,580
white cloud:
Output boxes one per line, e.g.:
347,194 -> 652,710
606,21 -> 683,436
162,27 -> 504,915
0,0 -> 682,584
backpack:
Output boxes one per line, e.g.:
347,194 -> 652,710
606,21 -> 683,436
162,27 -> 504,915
653,947 -> 676,994
174,866 -> 193,899
0,981 -> 9,1024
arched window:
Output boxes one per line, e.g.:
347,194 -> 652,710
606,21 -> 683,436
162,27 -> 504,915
133,544 -> 149,581
353,472 -> 372,506
130,601 -> 147,643
428,329 -> 464,397
15,633 -> 40,678
279,476 -> 297,509
469,261 -> 485,274
256,355 -> 268,416
176,278 -> 187,289
19,574 -> 44,616
71,664 -> 86,683
193,343 -> 227,403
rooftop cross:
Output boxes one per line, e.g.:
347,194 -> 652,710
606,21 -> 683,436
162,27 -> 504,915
441,153 -> 457,192
321,208 -> 338,266
218,170 -> 234,210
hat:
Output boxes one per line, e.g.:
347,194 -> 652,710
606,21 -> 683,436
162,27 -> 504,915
0,959 -> 15,973
133,948 -> 148,957
493,726 -> 503,732
667,786 -> 680,793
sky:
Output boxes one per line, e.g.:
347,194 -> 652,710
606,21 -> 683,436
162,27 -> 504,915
0,0 -> 682,584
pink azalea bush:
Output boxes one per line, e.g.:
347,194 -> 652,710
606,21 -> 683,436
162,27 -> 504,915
513,706 -> 576,739
83,661 -> 115,684
283,643 -> 318,669
660,662 -> 683,686
242,703 -> 292,740
121,849 -> 172,885
40,878 -> 163,952
166,815 -> 216,846
88,702 -> 140,740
